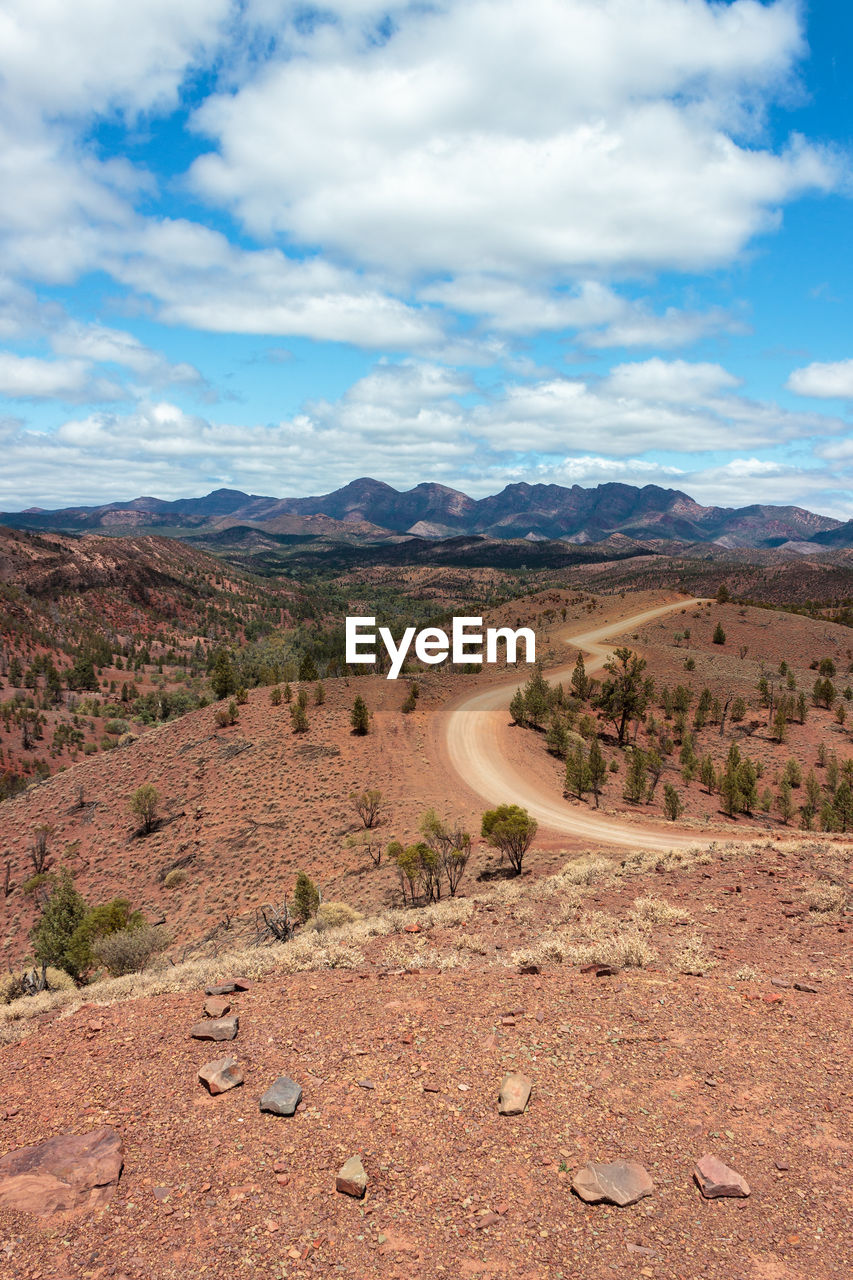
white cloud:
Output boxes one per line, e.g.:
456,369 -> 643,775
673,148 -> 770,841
606,358 -> 741,401
51,322 -> 202,388
190,0 -> 834,278
111,219 -> 445,349
787,358 -> 853,399
0,352 -> 123,401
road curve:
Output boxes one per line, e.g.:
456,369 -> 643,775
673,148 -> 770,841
443,596 -> 708,850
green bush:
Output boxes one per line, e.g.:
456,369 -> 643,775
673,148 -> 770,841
293,871 -> 320,923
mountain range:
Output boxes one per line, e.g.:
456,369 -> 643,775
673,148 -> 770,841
3,478 -> 850,549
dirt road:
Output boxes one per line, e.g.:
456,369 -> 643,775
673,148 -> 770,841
443,596 -> 707,850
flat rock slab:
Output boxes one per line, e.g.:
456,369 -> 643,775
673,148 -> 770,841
259,1077 -> 302,1116
198,1055 -> 244,1096
694,1154 -> 750,1199
0,1126 -> 123,1216
203,996 -> 231,1018
572,1160 -> 654,1207
190,1017 -> 238,1042
498,1073 -> 532,1116
336,1156 -> 367,1199
205,983 -> 236,996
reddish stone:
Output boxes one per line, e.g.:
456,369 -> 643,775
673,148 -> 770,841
694,1154 -> 750,1199
198,1055 -> 244,1096
572,1160 -> 653,1207
0,1127 -> 123,1216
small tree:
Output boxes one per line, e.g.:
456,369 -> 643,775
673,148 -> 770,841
595,647 -> 652,746
587,737 -> 607,807
623,748 -> 647,804
30,869 -> 88,980
298,652 -> 319,682
571,651 -> 590,700
663,783 -> 683,821
712,623 -> 726,645
315,682 -> 326,706
509,688 -> 526,725
419,809 -> 472,897
351,788 -> 384,829
293,871 -> 320,923
29,824 -> 55,875
715,583 -> 730,604
480,804 -> 537,876
700,753 -> 716,794
131,783 -> 159,835
350,695 -> 370,735
283,682 -> 293,703
290,702 -> 309,733
270,686 -> 282,706
564,742 -> 591,800
777,780 -> 794,825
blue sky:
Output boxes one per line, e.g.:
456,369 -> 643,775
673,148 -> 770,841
1,0 -> 852,516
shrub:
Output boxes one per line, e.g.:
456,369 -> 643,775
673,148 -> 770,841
270,686 -> 282,706
163,868 -> 186,890
131,783 -> 159,834
293,871 -> 321,923
313,902 -> 361,930
214,705 -> 230,728
712,623 -> 726,645
66,898 -> 144,975
290,702 -> 309,733
104,718 -> 129,735
95,924 -> 169,976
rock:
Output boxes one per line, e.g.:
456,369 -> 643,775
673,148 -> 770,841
190,1016 -> 238,1041
794,982 -> 818,994
336,1155 -> 367,1198
198,1055 -> 244,1096
498,1073 -> 532,1116
205,983 -> 236,996
694,1154 -> 750,1199
580,962 -> 617,977
572,1160 -> 654,1207
0,1127 -> 123,1216
204,996 -> 231,1018
259,1077 -> 302,1116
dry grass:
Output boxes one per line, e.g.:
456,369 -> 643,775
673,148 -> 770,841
803,881 -> 847,914
672,934 -> 717,976
630,896 -> 690,926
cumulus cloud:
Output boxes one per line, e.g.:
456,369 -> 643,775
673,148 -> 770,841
190,0 -> 835,278
0,352 -> 124,402
787,358 -> 853,399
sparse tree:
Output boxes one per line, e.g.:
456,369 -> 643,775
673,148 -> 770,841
131,784 -> 159,835
587,737 -> 607,806
571,651 -> 590,700
350,695 -> 370,735
480,804 -> 537,876
663,783 -> 683,821
30,869 -> 88,980
623,748 -> 647,804
419,809 -> 472,897
595,647 -> 652,746
351,788 -> 384,829
712,622 -> 726,645
290,702 -> 309,733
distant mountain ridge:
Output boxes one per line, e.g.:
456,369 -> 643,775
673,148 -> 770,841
1,478 -> 847,548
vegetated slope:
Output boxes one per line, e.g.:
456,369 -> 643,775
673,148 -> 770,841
0,526 -> 310,790
2,478 -> 843,546
5,586 -> 853,973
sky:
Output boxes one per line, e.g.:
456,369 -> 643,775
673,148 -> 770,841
1,0 -> 852,516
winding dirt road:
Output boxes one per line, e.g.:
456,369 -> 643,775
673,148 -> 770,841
444,596 -> 708,850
